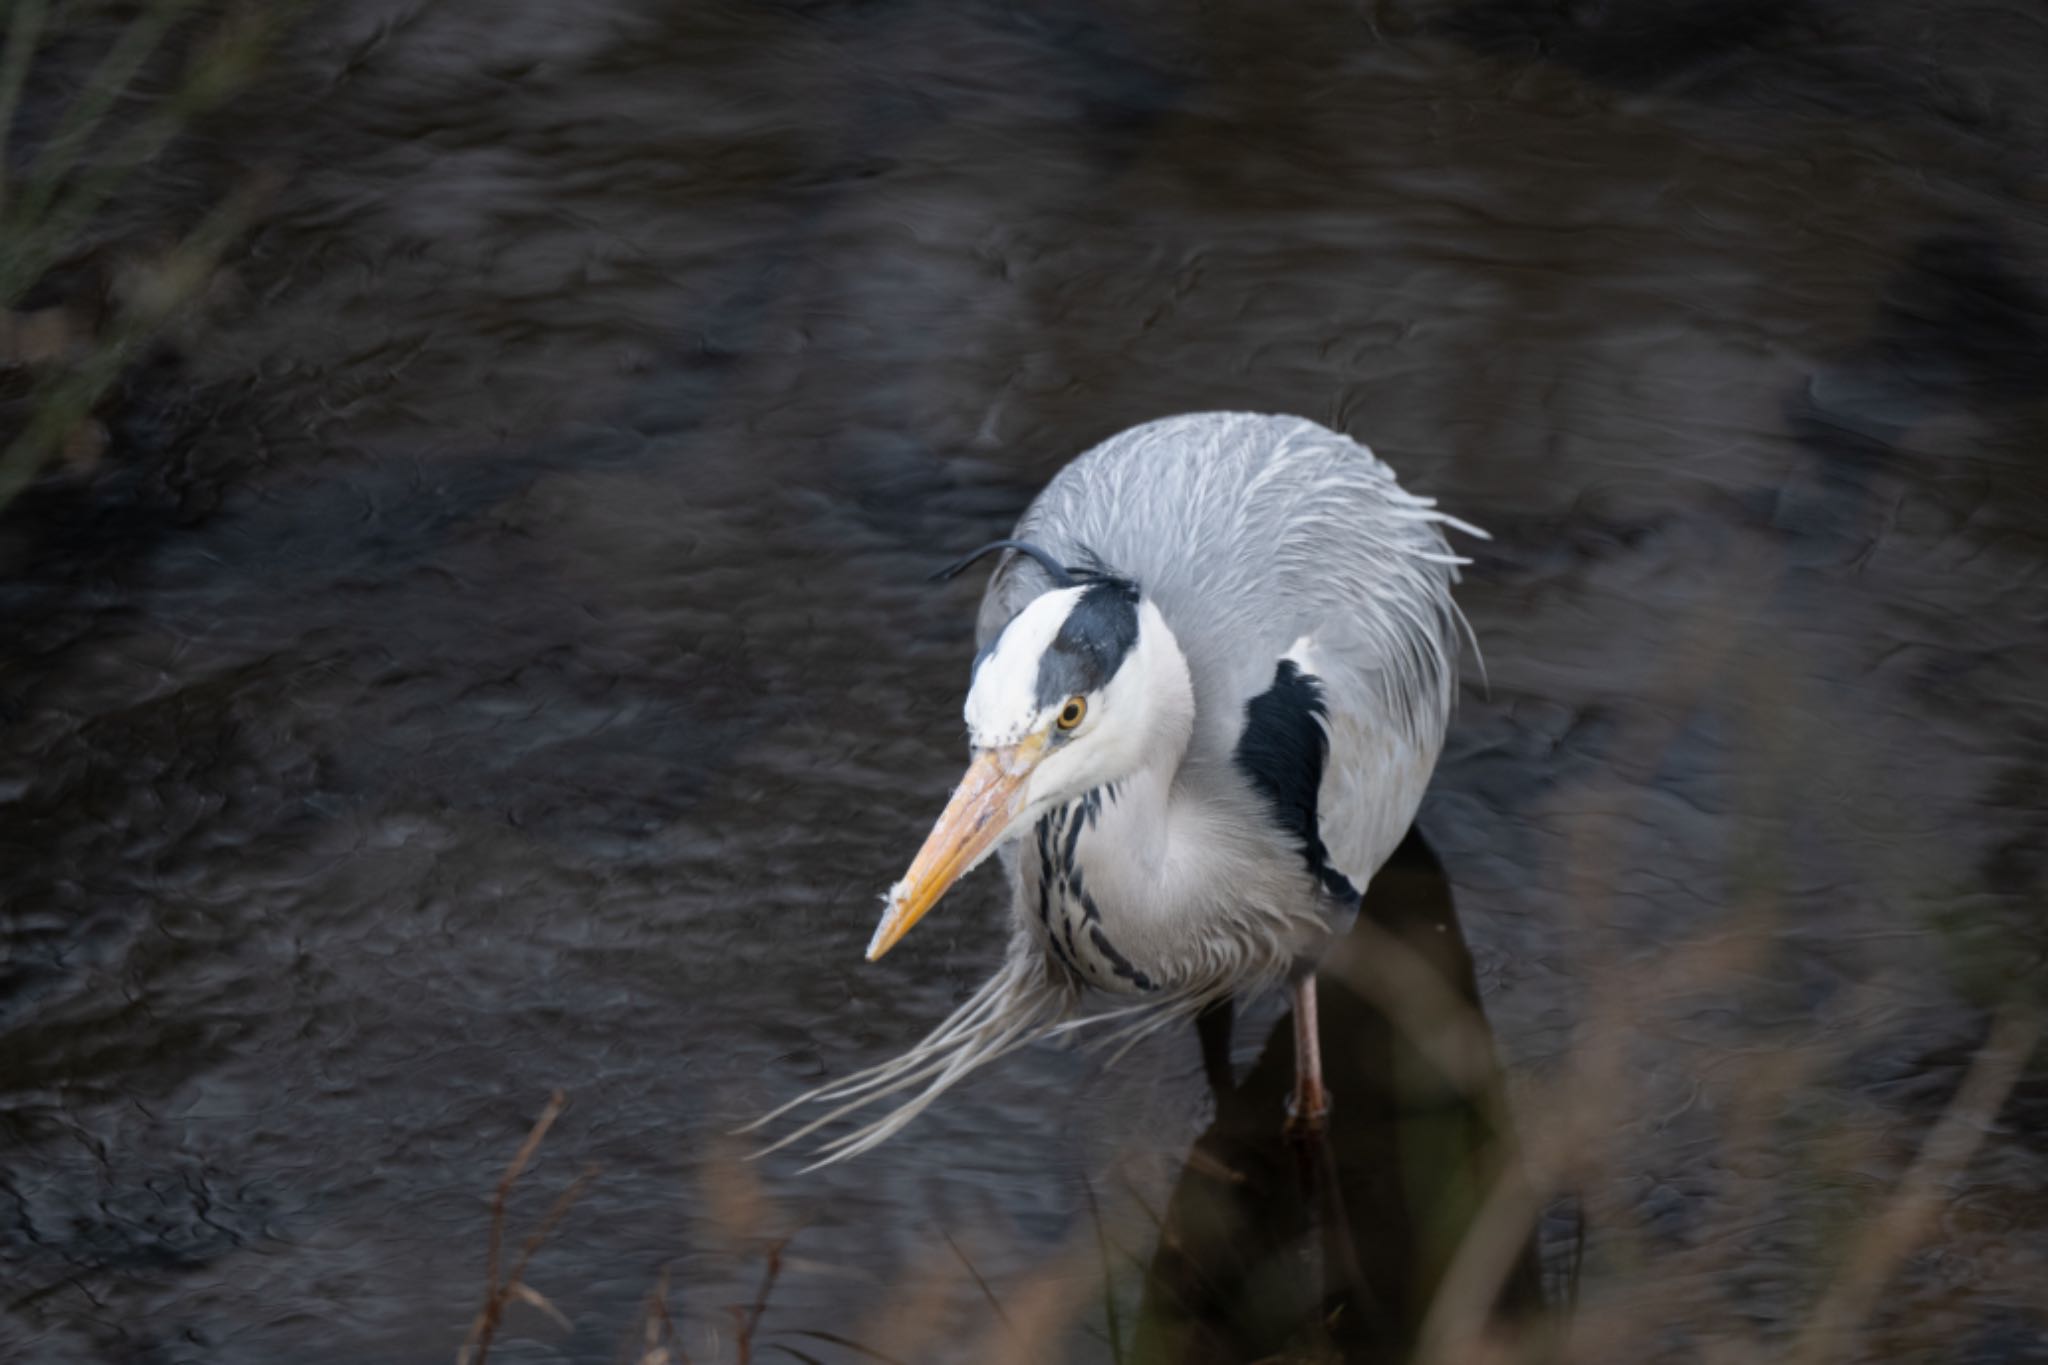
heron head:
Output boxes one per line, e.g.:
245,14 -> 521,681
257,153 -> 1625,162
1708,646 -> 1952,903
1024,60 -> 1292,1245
864,575 -> 1191,961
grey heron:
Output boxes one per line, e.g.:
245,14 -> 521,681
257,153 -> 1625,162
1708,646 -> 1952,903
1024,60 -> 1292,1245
753,412 -> 1483,1166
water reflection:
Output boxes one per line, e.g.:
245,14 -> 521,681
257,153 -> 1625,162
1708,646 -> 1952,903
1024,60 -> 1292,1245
1135,832 -> 1545,1363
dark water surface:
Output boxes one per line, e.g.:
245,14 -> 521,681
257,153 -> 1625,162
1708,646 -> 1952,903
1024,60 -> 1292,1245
5,1 -> 2047,1361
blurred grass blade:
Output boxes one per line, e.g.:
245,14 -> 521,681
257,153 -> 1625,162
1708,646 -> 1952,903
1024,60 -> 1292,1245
507,1282 -> 571,1331
0,166 -> 273,509
780,1329 -> 907,1364
942,1229 -> 1017,1342
0,0 -> 52,214
3,5 -> 285,307
1792,1005 -> 2041,1365
13,0 -> 199,230
1082,1176 -> 1125,1365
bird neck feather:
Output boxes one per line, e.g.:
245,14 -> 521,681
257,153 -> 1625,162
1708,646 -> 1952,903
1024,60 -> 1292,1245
1074,604 -> 1195,874
1130,599 -> 1196,779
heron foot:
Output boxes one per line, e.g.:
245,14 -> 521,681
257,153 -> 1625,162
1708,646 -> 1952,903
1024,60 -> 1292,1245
1283,1082 -> 1330,1138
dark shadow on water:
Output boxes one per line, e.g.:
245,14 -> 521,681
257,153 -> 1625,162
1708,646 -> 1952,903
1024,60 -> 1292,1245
1133,830 -> 1548,1364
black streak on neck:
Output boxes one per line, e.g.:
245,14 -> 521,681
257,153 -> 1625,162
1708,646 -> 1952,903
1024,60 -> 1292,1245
1040,787 -> 1157,992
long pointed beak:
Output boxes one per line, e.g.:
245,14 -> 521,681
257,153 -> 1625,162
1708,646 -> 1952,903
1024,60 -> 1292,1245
866,735 -> 1046,961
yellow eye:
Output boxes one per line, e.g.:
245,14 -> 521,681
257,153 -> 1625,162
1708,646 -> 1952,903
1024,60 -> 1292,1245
1056,696 -> 1086,730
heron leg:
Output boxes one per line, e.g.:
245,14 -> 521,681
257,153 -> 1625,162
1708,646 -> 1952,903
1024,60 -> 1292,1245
1284,973 -> 1329,1135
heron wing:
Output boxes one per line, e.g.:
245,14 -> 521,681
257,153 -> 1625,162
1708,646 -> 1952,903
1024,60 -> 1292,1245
1296,630 -> 1447,894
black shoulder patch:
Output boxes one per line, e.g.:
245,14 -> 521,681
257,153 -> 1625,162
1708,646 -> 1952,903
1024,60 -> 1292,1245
1234,660 -> 1360,902
1033,577 -> 1141,708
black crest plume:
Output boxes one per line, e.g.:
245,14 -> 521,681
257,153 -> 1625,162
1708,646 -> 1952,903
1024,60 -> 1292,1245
930,538 -> 1078,587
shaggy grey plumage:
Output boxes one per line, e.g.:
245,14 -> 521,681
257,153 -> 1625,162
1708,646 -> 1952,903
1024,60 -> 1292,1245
750,412 -> 1483,1166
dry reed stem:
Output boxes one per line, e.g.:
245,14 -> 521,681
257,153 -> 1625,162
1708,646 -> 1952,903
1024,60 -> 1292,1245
1789,1005 -> 2039,1365
634,1270 -> 692,1365
730,1236 -> 788,1365
457,1091 -> 598,1365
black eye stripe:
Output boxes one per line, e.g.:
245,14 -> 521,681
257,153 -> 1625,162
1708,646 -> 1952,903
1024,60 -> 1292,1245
1032,579 -> 1140,709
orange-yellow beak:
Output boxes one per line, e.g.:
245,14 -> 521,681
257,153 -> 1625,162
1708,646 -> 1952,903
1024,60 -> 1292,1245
866,735 -> 1047,961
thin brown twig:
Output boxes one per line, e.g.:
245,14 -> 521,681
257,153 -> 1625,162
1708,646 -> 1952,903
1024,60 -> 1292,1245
730,1236 -> 788,1365
457,1091 -> 594,1365
486,1092 -> 565,1319
780,1328 -> 908,1364
942,1229 -> 1018,1342
636,1268 -> 692,1365
504,1165 -> 600,1300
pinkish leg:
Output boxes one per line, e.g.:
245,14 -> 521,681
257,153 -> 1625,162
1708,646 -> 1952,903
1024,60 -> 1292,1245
1285,973 -> 1330,1134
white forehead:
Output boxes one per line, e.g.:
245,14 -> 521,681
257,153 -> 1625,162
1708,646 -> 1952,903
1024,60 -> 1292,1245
963,587 -> 1084,745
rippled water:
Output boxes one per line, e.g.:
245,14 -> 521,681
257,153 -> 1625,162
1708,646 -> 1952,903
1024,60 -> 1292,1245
4,1 -> 2046,1361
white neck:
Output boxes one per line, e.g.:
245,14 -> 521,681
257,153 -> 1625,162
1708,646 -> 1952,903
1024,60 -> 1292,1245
1068,604 -> 1199,878
1131,601 -> 1197,779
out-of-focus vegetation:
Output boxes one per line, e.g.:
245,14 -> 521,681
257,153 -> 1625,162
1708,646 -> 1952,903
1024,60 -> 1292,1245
456,912 -> 2038,1365
0,0 -> 283,511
